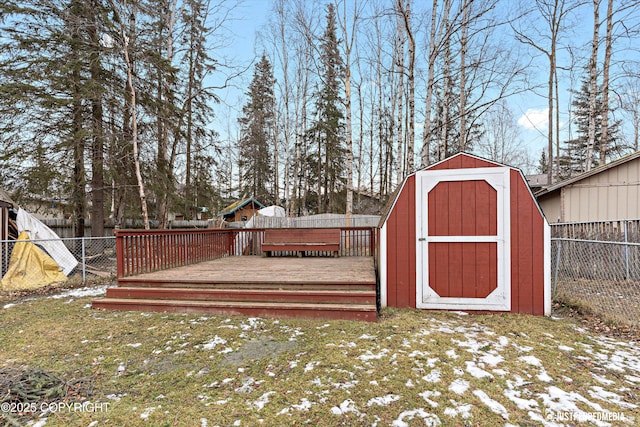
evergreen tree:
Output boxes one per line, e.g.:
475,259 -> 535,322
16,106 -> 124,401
181,0 -> 219,219
0,0 -> 101,237
238,55 -> 276,204
561,78 -> 621,177
538,149 -> 549,175
307,3 -> 346,213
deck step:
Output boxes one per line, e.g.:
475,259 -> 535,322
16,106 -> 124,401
92,298 -> 377,322
105,287 -> 376,305
116,279 -> 376,292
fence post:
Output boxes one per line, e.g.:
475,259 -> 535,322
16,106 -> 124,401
81,237 -> 86,284
553,239 -> 562,295
115,231 -> 125,278
624,220 -> 630,280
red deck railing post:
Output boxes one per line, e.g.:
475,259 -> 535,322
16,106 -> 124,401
115,231 -> 125,278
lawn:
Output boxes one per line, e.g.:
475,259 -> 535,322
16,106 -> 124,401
1,285 -> 638,426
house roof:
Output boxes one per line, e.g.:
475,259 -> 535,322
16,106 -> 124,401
535,150 -> 640,197
218,198 -> 265,216
0,189 -> 16,208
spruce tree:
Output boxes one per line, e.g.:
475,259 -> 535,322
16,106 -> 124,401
561,78 -> 621,176
238,55 -> 276,204
307,3 -> 346,213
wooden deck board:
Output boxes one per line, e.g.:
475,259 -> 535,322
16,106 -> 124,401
121,256 -> 376,284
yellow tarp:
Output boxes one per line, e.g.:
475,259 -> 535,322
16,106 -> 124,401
0,231 -> 67,291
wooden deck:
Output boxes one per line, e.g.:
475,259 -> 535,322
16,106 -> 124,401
93,256 -> 377,322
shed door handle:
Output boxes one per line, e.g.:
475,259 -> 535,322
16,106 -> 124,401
418,238 -> 426,241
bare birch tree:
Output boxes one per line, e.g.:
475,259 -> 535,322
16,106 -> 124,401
109,0 -> 150,229
512,0 -> 581,184
420,0 -> 440,167
337,0 -> 362,223
598,0 -> 613,164
585,0 -> 600,171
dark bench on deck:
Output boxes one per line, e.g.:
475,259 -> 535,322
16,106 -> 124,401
262,228 -> 341,257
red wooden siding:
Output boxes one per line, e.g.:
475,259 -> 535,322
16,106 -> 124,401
385,175 -> 416,308
510,169 -> 546,315
384,154 -> 547,315
427,179 -> 498,298
429,242 -> 497,298
429,155 -> 498,170
428,180 -> 497,236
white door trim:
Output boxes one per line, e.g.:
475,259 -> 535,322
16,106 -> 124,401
415,167 -> 511,311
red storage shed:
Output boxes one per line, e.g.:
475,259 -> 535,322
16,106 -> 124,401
379,153 -> 551,315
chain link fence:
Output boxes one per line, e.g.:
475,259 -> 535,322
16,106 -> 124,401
551,237 -> 640,327
1,236 -> 116,290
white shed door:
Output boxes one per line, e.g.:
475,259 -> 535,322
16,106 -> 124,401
415,167 -> 511,311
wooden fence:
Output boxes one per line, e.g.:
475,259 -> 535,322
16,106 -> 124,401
116,227 -> 377,278
550,219 -> 640,242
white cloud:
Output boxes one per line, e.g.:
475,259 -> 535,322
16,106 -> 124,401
517,108 -> 549,130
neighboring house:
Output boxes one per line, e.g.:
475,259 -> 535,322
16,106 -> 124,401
218,198 -> 265,223
526,174 -> 549,193
9,192 -> 70,220
536,151 -> 640,223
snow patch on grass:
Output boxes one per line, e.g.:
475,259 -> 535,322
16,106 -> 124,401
140,406 -> 158,419
465,361 -> 493,379
200,335 -> 227,350
252,391 -> 276,410
331,399 -> 362,415
588,386 -> 638,409
444,400 -> 472,419
358,349 -> 389,361
538,386 -> 609,426
392,408 -> 441,427
418,390 -> 440,408
449,378 -> 469,395
290,398 -> 314,411
480,353 -> 504,367
473,390 -> 509,420
367,394 -> 400,407
421,369 -> 441,383
518,355 -> 542,366
49,285 -> 108,299
504,388 -> 538,411
304,361 -> 320,372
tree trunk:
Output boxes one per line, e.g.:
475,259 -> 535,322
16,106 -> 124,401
87,4 -> 105,240
586,0 -> 600,171
341,0 -> 357,225
400,0 -> 415,172
113,0 -> 150,229
600,0 -> 613,164
70,0 -> 86,239
394,3 -> 404,182
156,0 -> 178,229
459,0 -> 470,152
420,0 -> 439,167
72,56 -> 86,239
440,0 -> 452,160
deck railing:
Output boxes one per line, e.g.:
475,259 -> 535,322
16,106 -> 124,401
116,227 -> 377,277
